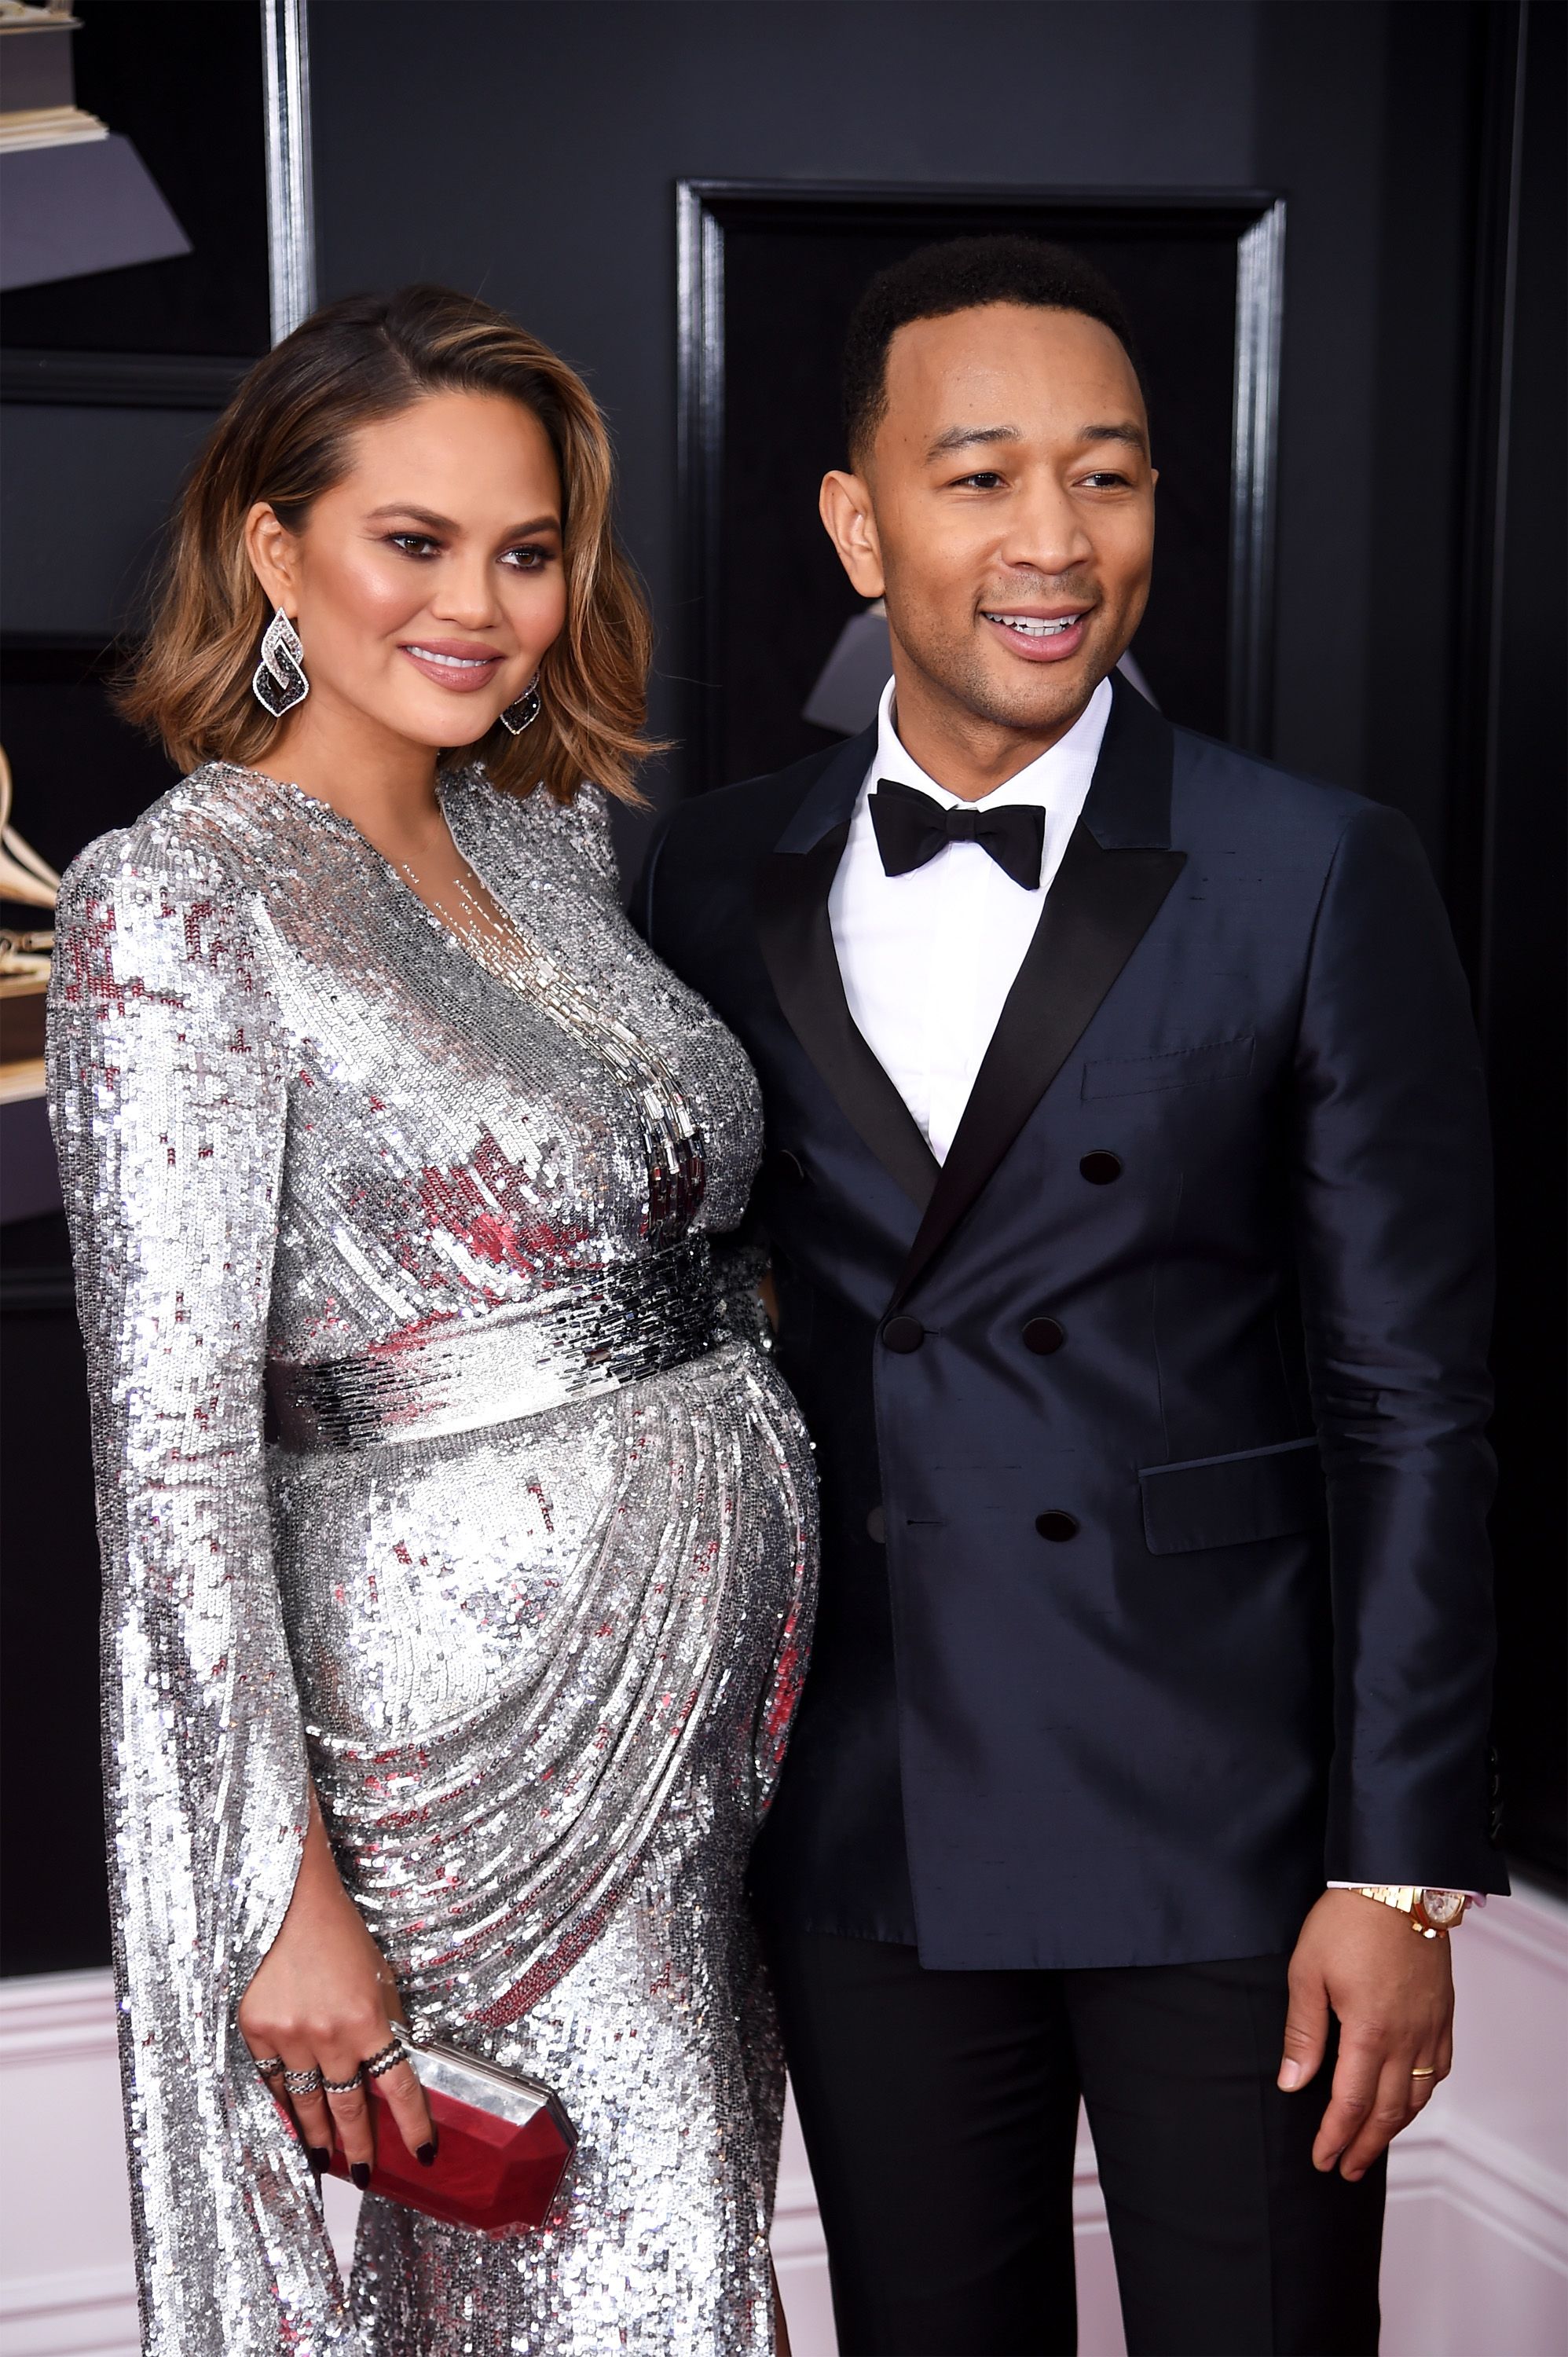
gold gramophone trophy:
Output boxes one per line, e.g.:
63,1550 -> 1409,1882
0,746 -> 61,1082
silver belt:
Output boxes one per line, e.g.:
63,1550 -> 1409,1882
269,1235 -> 722,1452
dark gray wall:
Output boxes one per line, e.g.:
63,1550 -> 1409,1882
310,0 -> 1256,845
0,401 -> 214,636
303,0 -> 1477,873
0,0 -> 1486,880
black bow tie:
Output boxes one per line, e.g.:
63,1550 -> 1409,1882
868,778 -> 1046,890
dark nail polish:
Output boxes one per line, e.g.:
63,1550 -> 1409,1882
416,2140 -> 438,2167
308,2146 -> 332,2174
350,2161 -> 372,2190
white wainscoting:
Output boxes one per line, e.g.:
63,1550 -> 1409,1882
2,1882 -> 1563,2357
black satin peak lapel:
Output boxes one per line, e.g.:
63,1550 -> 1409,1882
890,676 -> 1185,1308
756,825 -> 940,1212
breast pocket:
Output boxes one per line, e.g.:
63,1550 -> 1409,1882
1083,1033 -> 1255,1101
1138,1435 -> 1324,1556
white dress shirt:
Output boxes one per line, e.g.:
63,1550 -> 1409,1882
828,674 -> 1112,1163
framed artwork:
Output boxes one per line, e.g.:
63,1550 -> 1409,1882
677,180 -> 1284,793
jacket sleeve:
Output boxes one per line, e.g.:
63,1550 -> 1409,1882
627,805 -> 676,948
46,834 -> 358,2353
1291,800 -> 1504,1893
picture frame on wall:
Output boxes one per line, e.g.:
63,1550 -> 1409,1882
676,179 -> 1284,794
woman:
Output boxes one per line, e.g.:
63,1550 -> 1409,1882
47,287 -> 815,2355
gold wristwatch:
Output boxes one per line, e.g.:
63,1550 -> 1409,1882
1353,1886 -> 1471,1938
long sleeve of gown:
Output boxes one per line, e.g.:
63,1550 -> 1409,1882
47,829 -> 358,2355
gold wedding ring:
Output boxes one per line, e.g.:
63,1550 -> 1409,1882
1409,2066 -> 1438,2077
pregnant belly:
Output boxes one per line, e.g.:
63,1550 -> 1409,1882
266,1342 -> 817,2025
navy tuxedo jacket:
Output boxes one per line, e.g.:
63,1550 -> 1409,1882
635,678 -> 1507,1970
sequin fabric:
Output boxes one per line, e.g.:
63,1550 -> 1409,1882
46,761 -> 817,2356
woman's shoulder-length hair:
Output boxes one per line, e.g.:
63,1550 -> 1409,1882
120,284 -> 656,805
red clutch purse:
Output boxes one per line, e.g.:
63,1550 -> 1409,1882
285,2031 -> 577,2236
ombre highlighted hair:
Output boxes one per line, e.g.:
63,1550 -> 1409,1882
121,285 -> 656,805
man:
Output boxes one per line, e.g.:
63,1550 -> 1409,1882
635,237 -> 1505,2356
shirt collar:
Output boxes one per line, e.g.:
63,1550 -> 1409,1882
867,671 -> 1115,812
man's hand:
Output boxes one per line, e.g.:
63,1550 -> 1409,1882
1279,1890 -> 1453,2181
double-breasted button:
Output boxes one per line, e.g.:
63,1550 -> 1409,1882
1079,1149 -> 1123,1185
881,1314 -> 925,1353
866,1506 -> 887,1545
1035,1510 -> 1079,1542
772,1148 -> 808,1186
1022,1316 -> 1065,1355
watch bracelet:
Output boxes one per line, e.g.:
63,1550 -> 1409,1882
1353,1884 -> 1467,1937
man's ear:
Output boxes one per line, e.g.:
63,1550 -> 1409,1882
819,471 -> 885,599
244,501 -> 301,614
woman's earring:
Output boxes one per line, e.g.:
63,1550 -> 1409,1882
251,607 -> 310,719
498,675 -> 541,736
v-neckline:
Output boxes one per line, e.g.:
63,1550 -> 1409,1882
232,762 -> 534,992
222,761 -> 712,1243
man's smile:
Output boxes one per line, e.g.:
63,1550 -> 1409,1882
980,605 -> 1094,662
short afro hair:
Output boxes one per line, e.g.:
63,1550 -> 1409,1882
841,233 -> 1145,465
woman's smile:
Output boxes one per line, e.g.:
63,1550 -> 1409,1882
397,637 -> 507,691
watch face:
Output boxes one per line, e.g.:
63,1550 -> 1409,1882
1421,1889 -> 1467,1926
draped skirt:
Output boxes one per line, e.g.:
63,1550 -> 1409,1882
266,1340 -> 815,2354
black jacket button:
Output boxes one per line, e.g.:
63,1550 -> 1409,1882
881,1314 -> 925,1353
1035,1510 -> 1079,1541
773,1148 -> 808,1186
866,1506 -> 886,1545
1022,1316 -> 1065,1354
1079,1150 -> 1123,1185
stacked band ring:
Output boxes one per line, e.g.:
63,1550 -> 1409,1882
362,2038 -> 405,2081
251,2055 -> 286,2077
321,2068 -> 365,2095
283,2066 -> 324,2098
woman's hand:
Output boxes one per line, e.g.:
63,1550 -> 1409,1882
238,1783 -> 435,2186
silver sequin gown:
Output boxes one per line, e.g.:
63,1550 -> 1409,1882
46,762 -> 817,2357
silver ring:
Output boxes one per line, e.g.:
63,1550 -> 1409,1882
362,2038 -> 406,2081
251,2055 -> 286,2078
321,2068 -> 364,2095
283,2066 -> 324,2098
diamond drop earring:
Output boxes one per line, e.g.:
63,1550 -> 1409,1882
251,607 -> 309,719
497,676 -> 541,736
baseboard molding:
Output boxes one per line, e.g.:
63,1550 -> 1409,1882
0,1970 -> 119,2069
771,2169 -> 830,2265
1402,2115 -> 1568,2276
0,1973 -> 136,2357
0,2264 -> 137,2357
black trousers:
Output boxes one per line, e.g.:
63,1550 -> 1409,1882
762,1926 -> 1386,2357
